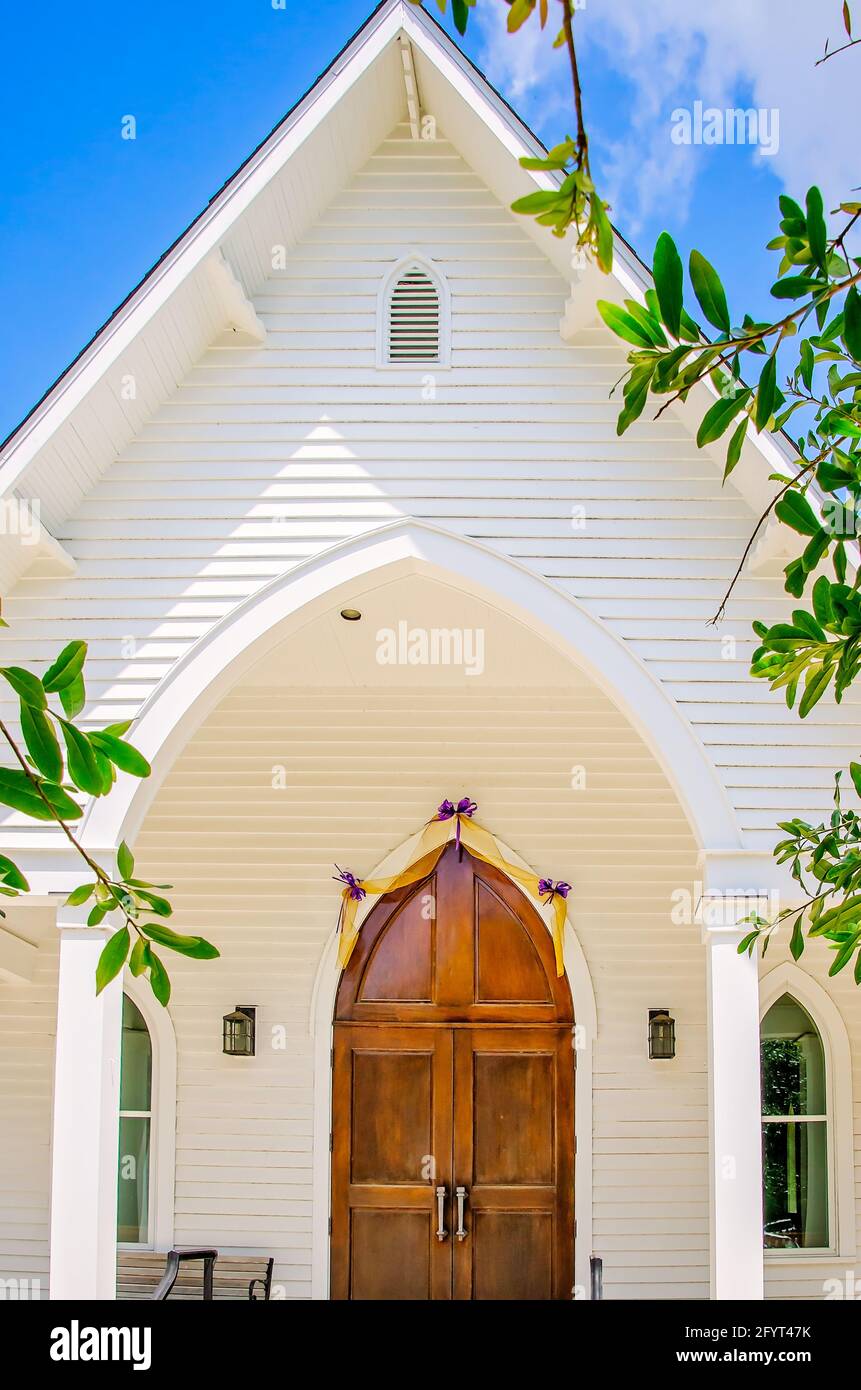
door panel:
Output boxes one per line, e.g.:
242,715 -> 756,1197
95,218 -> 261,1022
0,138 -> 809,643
330,1025 -> 453,1300
331,845 -> 575,1300
452,1027 -> 574,1301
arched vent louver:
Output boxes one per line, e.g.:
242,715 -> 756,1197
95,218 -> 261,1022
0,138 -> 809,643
386,265 -> 441,363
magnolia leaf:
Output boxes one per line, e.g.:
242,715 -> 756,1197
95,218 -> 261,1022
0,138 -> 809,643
723,417 -> 748,481
89,731 -> 151,778
754,354 -> 777,432
775,491 -> 821,537
117,840 -> 135,881
20,703 -> 63,783
843,286 -> 861,362
95,927 -> 130,995
42,640 -> 87,693
57,719 -> 103,796
596,300 -> 655,349
689,249 -> 731,334
0,667 -> 46,709
653,231 -> 683,337
696,389 -> 751,447
148,950 -> 171,1006
141,921 -> 220,959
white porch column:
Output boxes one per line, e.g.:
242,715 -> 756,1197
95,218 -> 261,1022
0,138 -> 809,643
702,896 -> 766,1300
49,921 -> 122,1300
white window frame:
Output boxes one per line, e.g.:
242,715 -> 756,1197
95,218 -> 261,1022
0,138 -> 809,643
376,250 -> 451,370
117,973 -> 177,1252
760,963 -> 856,1261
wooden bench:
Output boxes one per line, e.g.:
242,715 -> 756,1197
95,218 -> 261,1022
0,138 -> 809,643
117,1248 -> 274,1301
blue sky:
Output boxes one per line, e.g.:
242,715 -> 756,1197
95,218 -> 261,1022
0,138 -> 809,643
1,0 -> 857,441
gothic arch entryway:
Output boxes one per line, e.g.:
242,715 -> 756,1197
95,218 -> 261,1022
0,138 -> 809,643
330,843 -> 575,1300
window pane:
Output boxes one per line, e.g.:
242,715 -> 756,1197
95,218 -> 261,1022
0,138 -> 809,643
121,994 -> 152,1113
762,1119 -> 828,1249
761,994 -> 826,1116
117,1116 -> 150,1244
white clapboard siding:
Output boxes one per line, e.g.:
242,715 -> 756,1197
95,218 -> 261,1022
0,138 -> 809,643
0,917 -> 56,1297
4,125 -> 860,846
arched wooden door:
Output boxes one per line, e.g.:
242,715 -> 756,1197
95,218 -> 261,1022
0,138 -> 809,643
330,843 -> 575,1300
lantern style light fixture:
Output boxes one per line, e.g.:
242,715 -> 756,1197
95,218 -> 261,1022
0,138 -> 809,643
648,1008 -> 676,1060
223,1006 -> 257,1057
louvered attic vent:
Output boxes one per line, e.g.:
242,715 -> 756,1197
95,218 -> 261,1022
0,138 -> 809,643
386,266 -> 441,363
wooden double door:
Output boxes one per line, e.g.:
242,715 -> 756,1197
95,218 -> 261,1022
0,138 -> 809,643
330,845 -> 574,1300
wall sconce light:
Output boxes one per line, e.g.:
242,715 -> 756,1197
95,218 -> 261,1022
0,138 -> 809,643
648,1008 -> 675,1060
223,1006 -> 257,1057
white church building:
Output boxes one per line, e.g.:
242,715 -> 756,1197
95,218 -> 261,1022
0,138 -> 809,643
0,0 -> 858,1301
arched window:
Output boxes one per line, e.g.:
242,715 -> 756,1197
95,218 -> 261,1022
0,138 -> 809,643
760,993 -> 829,1250
378,257 -> 449,367
117,993 -> 153,1245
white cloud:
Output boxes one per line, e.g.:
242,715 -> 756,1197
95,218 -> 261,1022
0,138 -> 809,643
473,0 -> 860,233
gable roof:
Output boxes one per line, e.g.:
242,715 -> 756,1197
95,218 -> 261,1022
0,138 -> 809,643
0,0 -> 799,585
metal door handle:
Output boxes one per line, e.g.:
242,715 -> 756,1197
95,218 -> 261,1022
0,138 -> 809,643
435,1185 -> 448,1241
455,1185 -> 468,1240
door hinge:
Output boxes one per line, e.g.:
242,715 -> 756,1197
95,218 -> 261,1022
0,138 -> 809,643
329,1131 -> 333,1152
330,1046 -> 335,1069
328,1217 -> 332,1235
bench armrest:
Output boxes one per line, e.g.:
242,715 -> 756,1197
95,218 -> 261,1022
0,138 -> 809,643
248,1258 -> 275,1301
153,1248 -> 219,1301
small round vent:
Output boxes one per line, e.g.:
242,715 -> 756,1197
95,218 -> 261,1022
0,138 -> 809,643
386,265 -> 441,363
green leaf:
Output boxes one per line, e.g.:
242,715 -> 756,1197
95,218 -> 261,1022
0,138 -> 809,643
596,299 -> 655,349
0,768 -> 56,821
148,950 -> 171,1006
755,354 -> 778,432
117,840 -> 135,881
843,286 -> 861,362
59,675 -> 85,719
850,761 -> 861,798
65,882 -> 95,907
689,249 -> 731,334
775,491 -> 821,537
20,702 -> 63,783
799,664 -> 834,717
133,888 -> 172,918
805,187 -> 828,274
57,719 -> 104,796
451,0 -> 469,34
510,190 -> 563,214
0,855 -> 29,891
89,731 -> 151,778
723,418 -> 748,481
0,667 -> 46,709
812,575 -> 835,626
40,781 -> 83,821
617,365 -> 654,435
771,275 -> 824,299
653,231 -> 683,338
42,640 -> 87,693
129,937 -> 148,977
141,921 -> 219,959
95,927 -> 130,995
696,389 -> 751,447
592,196 -> 614,274
789,914 -> 805,961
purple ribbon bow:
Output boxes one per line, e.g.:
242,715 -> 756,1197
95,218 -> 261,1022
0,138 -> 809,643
435,796 -> 477,851
333,866 -> 366,901
538,878 -> 571,902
